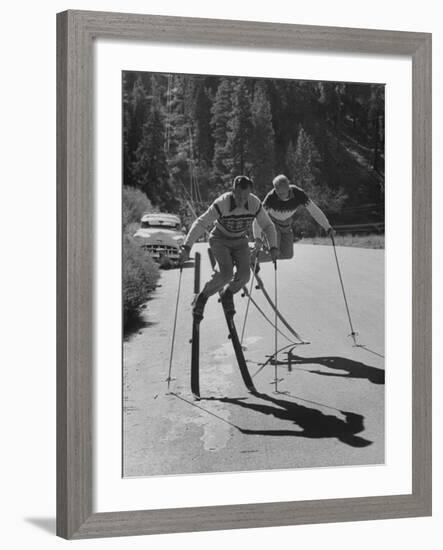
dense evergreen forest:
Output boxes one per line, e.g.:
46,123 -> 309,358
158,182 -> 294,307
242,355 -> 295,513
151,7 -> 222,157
123,71 -> 384,236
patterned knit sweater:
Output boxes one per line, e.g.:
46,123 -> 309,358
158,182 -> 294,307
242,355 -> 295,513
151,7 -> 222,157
253,185 -> 331,236
183,192 -> 277,248
262,185 -> 310,228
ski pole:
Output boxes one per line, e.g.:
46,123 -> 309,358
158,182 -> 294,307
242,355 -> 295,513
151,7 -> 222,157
240,247 -> 260,347
167,264 -> 184,391
330,232 -> 358,345
190,252 -> 201,398
273,259 -> 279,392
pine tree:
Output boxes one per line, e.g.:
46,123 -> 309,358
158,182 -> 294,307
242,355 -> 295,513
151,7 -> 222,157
123,75 -> 149,187
368,85 -> 384,173
130,76 -> 150,147
292,126 -> 317,190
291,126 -> 334,206
285,139 -> 298,184
210,78 -> 233,186
166,76 -> 201,207
250,81 -> 275,197
131,79 -> 176,211
317,82 -> 344,131
122,73 -> 133,188
287,126 -> 346,236
192,80 -> 214,165
224,78 -> 252,178
165,75 -> 188,180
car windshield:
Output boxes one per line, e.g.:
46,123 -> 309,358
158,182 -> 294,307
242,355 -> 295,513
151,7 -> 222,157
141,221 -> 179,229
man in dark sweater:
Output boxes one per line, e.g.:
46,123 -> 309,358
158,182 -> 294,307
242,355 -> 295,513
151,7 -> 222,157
253,174 -> 333,260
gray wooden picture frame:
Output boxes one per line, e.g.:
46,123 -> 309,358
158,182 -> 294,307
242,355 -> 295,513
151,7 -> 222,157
56,9 -> 432,540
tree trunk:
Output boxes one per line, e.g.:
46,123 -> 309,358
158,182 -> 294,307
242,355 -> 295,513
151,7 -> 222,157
373,115 -> 379,171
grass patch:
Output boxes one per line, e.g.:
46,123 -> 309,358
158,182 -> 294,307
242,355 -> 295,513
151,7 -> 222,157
299,233 -> 384,249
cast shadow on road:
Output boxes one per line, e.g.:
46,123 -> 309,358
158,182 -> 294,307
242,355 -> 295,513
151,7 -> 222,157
124,293 -> 159,341
123,316 -> 157,341
281,352 -> 385,385
212,392 -> 373,448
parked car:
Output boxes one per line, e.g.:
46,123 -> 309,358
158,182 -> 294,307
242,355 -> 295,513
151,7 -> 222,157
133,212 -> 186,267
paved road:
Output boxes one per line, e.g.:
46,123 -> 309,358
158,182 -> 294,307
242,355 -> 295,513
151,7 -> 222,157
123,242 -> 385,477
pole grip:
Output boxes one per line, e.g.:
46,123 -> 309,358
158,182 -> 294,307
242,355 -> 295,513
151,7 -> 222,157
194,252 -> 201,294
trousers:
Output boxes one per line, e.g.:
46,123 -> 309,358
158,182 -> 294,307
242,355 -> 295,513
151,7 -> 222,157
257,224 -> 294,262
202,234 -> 251,297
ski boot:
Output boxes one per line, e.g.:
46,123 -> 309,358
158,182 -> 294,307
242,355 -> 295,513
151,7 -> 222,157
220,288 -> 235,317
192,292 -> 208,323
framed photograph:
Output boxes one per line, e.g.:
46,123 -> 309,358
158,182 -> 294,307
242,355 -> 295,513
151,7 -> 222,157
57,10 -> 431,539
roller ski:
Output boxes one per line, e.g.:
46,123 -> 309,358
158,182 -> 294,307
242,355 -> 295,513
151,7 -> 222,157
249,242 -> 308,345
219,289 -> 256,394
190,252 -> 203,399
253,272 -> 308,345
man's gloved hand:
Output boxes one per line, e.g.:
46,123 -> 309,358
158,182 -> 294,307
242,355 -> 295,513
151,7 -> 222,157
270,247 -> 279,263
327,226 -> 336,237
179,245 -> 190,264
254,237 -> 263,251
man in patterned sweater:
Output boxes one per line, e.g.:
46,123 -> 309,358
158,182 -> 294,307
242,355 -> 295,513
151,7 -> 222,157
253,174 -> 333,260
180,175 -> 278,320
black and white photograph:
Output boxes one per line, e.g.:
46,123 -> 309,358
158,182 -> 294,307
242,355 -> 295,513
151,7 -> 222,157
122,70 -> 385,478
